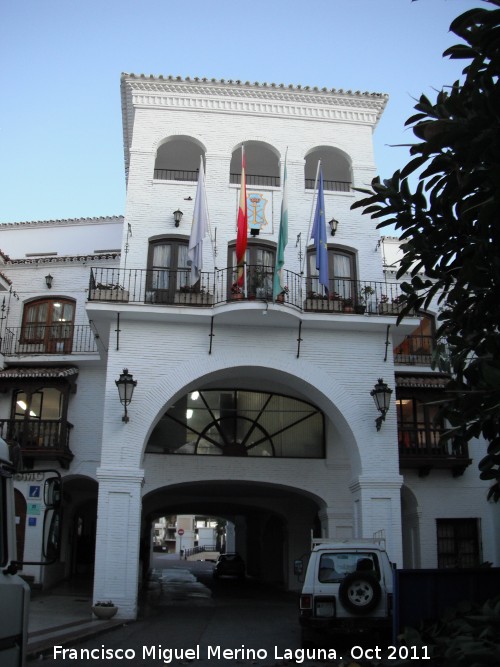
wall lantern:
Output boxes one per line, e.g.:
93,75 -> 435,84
115,368 -> 137,423
45,274 -> 53,289
173,209 -> 183,227
328,218 -> 339,237
370,378 -> 393,431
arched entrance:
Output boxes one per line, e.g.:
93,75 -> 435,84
141,480 -> 324,590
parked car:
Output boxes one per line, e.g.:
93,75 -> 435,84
296,537 -> 393,646
213,553 -> 245,579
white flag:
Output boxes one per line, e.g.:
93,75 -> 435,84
188,157 -> 209,283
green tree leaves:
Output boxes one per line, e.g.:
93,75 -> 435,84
352,0 -> 500,500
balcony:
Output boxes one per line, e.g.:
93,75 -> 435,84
88,266 -> 409,316
153,169 -> 199,182
0,418 -> 74,468
0,324 -> 98,356
304,177 -> 351,192
395,334 -> 435,366
398,424 -> 471,477
153,169 -> 350,191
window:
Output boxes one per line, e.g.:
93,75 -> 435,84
11,388 -> 64,449
305,147 -> 352,192
396,395 -> 443,452
22,299 -> 75,353
147,237 -> 191,303
228,240 -> 275,298
229,142 -> 280,187
394,314 -> 436,364
318,552 -> 380,582
146,389 -> 324,458
436,519 -> 480,568
154,137 -> 204,182
307,247 -> 355,299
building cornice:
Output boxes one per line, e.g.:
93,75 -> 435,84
0,215 -> 124,230
7,253 -> 121,266
120,73 -> 388,177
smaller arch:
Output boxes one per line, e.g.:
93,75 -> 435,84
305,146 -> 352,192
154,135 -> 206,182
230,141 -> 281,188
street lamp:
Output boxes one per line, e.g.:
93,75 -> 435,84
173,209 -> 183,227
115,368 -> 137,423
370,378 -> 393,431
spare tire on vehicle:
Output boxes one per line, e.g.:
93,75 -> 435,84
338,572 -> 381,614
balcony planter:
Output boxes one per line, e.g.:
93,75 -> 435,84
174,291 -> 213,306
379,302 -> 403,315
90,287 -> 129,302
92,602 -> 118,620
305,298 -> 334,312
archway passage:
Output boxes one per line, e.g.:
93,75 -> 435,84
61,476 -> 98,579
141,480 -> 323,589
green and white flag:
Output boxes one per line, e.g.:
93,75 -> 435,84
273,156 -> 288,300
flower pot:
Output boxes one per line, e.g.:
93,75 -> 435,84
92,605 -> 118,620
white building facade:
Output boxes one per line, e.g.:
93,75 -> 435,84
0,75 -> 497,619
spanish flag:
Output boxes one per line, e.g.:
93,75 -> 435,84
236,146 -> 247,287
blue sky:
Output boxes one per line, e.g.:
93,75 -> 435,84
0,0 -> 480,224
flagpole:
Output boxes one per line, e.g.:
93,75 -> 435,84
301,159 -> 321,276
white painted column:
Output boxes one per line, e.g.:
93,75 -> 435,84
349,475 -> 404,567
92,466 -> 144,619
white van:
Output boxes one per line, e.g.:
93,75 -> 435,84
297,537 -> 393,646
0,439 -> 61,666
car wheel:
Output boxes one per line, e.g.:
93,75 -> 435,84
338,572 -> 381,614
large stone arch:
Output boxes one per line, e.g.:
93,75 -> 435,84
112,353 -> 364,477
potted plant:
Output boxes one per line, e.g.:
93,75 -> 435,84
329,291 -> 344,311
230,283 -> 243,300
356,285 -> 375,314
378,294 -> 391,314
276,285 -> 288,303
305,290 -> 331,311
92,600 -> 118,620
343,297 -> 354,313
252,266 -> 271,299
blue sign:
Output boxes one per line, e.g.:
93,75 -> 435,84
28,517 -> 37,527
29,485 -> 41,498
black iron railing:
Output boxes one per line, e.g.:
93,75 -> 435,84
0,419 -> 74,468
88,266 -> 410,316
230,173 -> 280,187
398,424 -> 471,475
153,169 -> 199,182
395,334 -> 435,365
305,178 -> 351,192
0,324 -> 98,356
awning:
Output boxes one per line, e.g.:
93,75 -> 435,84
396,374 -> 450,390
0,366 -> 79,380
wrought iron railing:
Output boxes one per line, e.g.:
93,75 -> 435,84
0,419 -> 74,467
153,169 -> 199,182
88,266 -> 409,316
398,424 -> 470,467
394,334 -> 435,365
305,178 -> 351,192
152,169 -> 350,192
0,324 -> 98,356
230,173 -> 280,187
